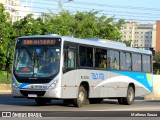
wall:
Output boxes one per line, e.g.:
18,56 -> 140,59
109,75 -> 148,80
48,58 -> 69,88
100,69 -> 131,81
145,75 -> 160,100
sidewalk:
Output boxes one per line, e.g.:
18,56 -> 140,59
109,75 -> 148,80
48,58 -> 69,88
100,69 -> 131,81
145,94 -> 160,100
0,84 -> 11,94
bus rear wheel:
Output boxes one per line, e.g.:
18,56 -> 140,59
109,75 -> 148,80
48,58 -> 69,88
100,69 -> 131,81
73,86 -> 87,107
123,86 -> 135,105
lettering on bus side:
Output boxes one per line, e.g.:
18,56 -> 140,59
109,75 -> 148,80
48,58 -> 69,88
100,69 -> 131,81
91,73 -> 104,80
81,76 -> 89,79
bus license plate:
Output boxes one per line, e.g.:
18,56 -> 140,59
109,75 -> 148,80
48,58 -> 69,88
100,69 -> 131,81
28,94 -> 37,98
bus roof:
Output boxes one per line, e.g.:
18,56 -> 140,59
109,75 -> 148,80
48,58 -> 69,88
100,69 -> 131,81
18,34 -> 152,55
61,36 -> 152,55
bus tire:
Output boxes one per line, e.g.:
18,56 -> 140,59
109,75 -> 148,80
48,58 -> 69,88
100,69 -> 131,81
35,98 -> 51,106
123,86 -> 135,105
73,86 -> 86,107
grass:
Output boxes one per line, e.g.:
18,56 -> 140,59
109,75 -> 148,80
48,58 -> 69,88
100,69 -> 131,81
0,71 -> 11,84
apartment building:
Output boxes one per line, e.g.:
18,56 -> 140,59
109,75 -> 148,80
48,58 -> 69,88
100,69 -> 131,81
121,21 -> 156,50
0,0 -> 33,22
0,0 -> 20,22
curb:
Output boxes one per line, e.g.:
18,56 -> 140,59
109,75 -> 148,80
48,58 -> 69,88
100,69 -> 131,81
0,90 -> 11,94
0,84 -> 11,94
144,96 -> 160,100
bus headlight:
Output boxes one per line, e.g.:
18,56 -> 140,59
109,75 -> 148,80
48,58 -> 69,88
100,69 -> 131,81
49,80 -> 58,89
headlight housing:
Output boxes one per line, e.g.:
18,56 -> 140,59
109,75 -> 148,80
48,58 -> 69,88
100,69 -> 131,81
12,76 -> 18,88
49,80 -> 58,89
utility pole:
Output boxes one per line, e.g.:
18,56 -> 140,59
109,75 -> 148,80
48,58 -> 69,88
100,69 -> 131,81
42,12 -> 46,23
55,0 -> 74,13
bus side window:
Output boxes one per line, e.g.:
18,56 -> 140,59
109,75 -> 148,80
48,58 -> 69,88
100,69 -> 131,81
64,49 -> 75,68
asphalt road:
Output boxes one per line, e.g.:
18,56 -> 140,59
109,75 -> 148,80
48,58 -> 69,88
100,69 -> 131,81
0,94 -> 160,120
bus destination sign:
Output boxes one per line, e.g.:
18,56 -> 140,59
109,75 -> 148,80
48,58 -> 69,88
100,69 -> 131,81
23,39 -> 57,45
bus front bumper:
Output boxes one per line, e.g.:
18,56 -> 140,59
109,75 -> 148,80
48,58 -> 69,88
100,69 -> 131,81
12,86 -> 60,98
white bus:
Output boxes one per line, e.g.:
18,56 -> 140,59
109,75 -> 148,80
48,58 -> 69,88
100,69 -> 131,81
12,34 -> 153,107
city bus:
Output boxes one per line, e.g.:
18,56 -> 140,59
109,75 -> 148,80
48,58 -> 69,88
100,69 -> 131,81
12,34 -> 153,107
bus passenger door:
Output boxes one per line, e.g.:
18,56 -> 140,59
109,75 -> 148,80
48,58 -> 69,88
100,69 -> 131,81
62,48 -> 78,98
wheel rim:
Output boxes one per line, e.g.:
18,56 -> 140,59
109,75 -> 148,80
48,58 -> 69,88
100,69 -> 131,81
79,91 -> 84,103
128,89 -> 133,102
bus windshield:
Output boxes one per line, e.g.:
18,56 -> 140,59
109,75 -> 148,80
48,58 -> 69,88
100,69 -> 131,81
13,38 -> 61,78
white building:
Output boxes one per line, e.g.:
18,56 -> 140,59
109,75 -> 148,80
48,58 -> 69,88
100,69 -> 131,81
121,21 -> 156,50
0,0 -> 38,22
0,0 -> 20,22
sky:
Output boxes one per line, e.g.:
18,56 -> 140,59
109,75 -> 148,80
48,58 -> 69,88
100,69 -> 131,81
20,0 -> 160,24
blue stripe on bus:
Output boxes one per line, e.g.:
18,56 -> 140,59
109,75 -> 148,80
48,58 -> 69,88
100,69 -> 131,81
18,83 -> 30,89
108,71 -> 153,92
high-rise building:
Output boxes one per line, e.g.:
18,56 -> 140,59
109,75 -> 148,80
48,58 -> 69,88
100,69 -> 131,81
0,0 -> 20,22
0,0 -> 34,22
121,21 -> 156,50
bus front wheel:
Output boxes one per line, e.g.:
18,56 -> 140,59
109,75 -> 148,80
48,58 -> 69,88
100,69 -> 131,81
73,86 -> 87,107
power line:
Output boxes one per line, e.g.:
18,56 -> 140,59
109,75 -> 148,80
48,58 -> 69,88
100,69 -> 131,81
71,1 -> 160,12
21,3 -> 160,17
20,0 -> 58,6
3,1 -> 159,22
4,1 -> 160,17
18,1 -> 160,18
28,0 -> 160,12
8,9 -> 158,22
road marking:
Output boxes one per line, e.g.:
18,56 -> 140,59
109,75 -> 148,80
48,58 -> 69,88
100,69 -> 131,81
90,107 -> 160,111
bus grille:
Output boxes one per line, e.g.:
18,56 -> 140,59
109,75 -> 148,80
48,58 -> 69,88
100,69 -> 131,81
20,90 -> 46,96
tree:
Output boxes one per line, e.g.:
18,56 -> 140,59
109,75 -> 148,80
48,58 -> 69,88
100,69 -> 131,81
0,4 -> 12,70
0,7 -> 125,71
45,10 -> 125,40
13,14 -> 44,37
153,53 -> 160,74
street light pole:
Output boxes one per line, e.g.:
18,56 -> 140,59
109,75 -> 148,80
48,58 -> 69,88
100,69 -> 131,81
56,0 -> 74,13
42,0 -> 73,23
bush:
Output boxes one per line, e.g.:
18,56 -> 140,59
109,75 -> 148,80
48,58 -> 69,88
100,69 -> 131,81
0,71 -> 11,84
